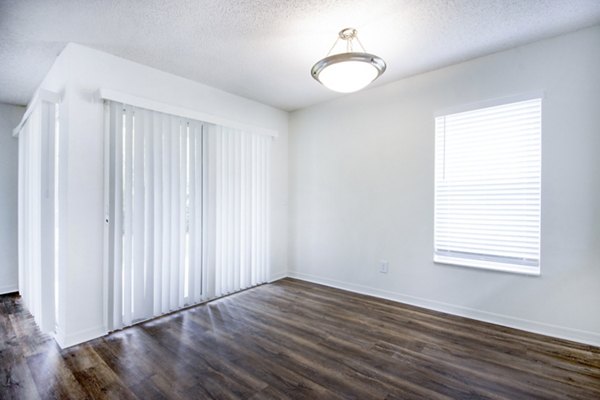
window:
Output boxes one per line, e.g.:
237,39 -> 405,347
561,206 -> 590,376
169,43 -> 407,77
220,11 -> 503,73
434,98 -> 542,275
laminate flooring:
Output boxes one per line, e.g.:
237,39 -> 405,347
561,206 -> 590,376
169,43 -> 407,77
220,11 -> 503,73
1,278 -> 599,399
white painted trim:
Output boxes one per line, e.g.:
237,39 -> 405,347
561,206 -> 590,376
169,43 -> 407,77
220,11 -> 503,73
50,331 -> 65,348
96,89 -> 278,137
0,284 -> 18,295
102,101 -> 110,338
268,271 -> 288,283
13,89 -> 61,137
288,271 -> 600,348
434,90 -> 544,117
434,256 -> 541,276
54,325 -> 107,349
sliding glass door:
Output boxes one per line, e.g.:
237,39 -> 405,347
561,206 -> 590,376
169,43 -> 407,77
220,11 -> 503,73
105,102 -> 270,330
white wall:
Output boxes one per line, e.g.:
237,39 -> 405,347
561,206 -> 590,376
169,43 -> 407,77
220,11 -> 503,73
0,103 -> 25,294
289,26 -> 600,346
36,43 -> 288,347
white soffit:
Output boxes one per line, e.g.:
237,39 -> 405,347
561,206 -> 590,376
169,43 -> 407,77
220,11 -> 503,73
0,0 -> 599,111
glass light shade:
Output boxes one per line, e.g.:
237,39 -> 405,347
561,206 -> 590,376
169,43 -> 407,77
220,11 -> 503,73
311,52 -> 386,93
318,61 -> 378,93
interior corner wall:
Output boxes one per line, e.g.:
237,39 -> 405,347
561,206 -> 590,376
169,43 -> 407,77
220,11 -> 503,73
0,103 -> 25,295
48,43 -> 288,347
288,25 -> 600,346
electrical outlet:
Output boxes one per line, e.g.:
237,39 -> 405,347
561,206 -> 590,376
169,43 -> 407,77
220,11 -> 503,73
379,260 -> 389,274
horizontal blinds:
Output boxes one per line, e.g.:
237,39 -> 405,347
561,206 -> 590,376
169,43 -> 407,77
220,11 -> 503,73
434,98 -> 541,272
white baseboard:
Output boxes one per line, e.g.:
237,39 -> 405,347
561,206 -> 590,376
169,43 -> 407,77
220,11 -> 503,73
55,325 -> 107,349
268,270 -> 288,283
51,271 -> 600,349
288,271 -> 600,348
0,283 -> 18,295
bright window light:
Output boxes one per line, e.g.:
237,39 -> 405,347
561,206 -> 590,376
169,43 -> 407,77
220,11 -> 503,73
434,98 -> 542,275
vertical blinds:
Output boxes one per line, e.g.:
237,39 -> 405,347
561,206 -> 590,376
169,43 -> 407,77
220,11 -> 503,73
18,105 -> 43,327
107,102 -> 270,330
434,98 -> 542,274
18,100 -> 57,333
214,126 -> 270,298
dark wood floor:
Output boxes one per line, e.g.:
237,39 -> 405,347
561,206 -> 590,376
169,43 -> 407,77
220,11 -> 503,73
1,278 -> 600,399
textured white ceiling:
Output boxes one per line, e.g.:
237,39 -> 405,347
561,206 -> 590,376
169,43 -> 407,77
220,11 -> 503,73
1,0 -> 600,111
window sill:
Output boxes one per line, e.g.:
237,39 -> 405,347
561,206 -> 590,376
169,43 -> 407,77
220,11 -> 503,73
434,255 -> 540,276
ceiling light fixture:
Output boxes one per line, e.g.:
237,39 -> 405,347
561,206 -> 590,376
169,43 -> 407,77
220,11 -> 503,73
311,28 -> 386,93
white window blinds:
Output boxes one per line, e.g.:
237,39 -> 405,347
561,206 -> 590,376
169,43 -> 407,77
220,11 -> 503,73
434,98 -> 542,275
18,99 -> 58,333
213,126 -> 271,297
106,102 -> 270,330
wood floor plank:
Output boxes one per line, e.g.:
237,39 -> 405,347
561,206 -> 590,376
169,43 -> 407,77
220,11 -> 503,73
225,290 -> 536,399
258,279 -> 600,385
239,283 -> 600,397
181,305 -> 348,400
218,297 -> 454,399
62,345 -> 139,399
26,349 -> 90,400
1,279 -> 599,399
